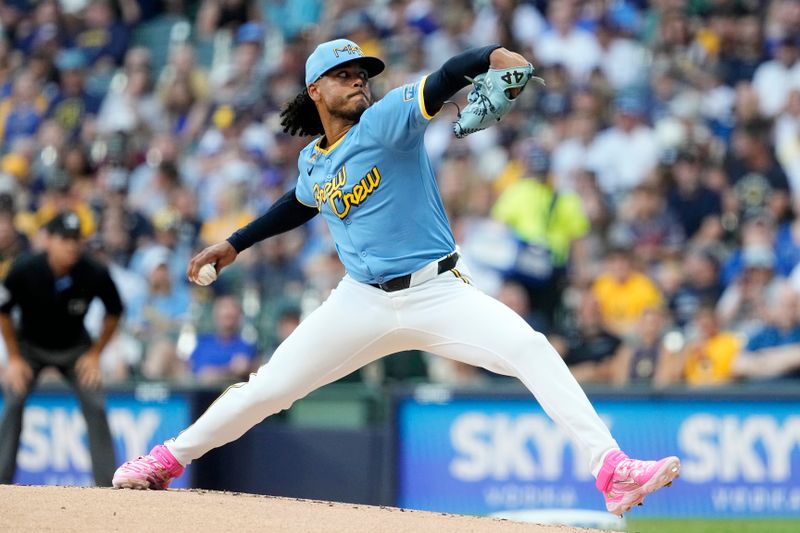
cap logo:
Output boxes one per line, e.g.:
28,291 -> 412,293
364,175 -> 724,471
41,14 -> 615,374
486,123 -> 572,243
65,213 -> 79,230
332,44 -> 363,58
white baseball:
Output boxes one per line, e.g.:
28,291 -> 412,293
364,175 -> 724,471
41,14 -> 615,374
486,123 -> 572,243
195,263 -> 218,286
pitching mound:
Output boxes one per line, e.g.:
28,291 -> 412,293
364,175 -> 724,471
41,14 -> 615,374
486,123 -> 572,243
0,485 -> 608,532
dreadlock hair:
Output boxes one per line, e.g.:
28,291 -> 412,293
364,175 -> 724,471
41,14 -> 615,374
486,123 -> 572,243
280,88 -> 324,137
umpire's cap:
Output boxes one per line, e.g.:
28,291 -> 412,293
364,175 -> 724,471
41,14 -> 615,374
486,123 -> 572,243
46,211 -> 82,240
305,38 -> 384,87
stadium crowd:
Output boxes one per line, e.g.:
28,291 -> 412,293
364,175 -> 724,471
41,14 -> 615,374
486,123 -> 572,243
1,0 -> 800,388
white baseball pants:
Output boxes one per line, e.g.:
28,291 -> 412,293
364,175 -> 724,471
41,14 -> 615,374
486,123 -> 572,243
168,258 -> 618,474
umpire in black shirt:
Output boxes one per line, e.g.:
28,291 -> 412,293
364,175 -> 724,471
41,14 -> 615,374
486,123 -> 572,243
0,212 -> 123,486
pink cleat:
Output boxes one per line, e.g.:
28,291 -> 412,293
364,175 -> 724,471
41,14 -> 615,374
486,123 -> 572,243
596,450 -> 680,516
112,444 -> 185,490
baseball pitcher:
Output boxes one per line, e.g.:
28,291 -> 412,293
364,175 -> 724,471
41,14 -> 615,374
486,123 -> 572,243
113,40 -> 679,516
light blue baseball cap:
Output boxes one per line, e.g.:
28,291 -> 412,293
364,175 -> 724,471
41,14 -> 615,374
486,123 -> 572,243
55,48 -> 87,71
304,38 -> 385,87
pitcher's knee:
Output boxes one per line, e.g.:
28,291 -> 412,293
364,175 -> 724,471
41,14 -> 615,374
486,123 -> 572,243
241,381 -> 306,413
502,331 -> 558,368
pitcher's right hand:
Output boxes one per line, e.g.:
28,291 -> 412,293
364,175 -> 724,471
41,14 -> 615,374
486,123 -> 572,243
187,241 -> 238,284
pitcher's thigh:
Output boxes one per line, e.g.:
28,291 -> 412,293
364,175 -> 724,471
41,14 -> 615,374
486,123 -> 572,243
409,282 -> 552,376
251,280 -> 411,394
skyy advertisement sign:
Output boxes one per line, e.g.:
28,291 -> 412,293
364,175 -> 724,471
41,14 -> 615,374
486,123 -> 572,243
0,392 -> 191,487
396,394 -> 800,517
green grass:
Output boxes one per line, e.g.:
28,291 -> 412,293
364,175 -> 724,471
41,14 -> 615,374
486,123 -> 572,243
626,519 -> 800,533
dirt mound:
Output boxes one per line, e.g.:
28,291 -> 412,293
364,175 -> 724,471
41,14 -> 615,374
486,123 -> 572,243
0,485 -> 608,532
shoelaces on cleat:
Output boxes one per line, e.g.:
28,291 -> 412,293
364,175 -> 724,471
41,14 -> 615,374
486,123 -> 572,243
613,459 -> 650,482
121,456 -> 171,482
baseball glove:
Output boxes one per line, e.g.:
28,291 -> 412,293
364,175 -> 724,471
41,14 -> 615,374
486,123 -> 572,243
452,64 -> 544,138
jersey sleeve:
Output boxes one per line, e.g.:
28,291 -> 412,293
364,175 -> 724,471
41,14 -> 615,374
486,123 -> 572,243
294,151 -> 317,208
361,76 -> 437,151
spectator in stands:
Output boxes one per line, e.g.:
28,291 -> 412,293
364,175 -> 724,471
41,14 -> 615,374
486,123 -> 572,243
0,39 -> 12,88
130,160 -> 180,219
699,66 -> 737,143
98,206 -> 136,267
63,143 -> 96,198
32,169 -> 97,239
551,291 -> 623,384
129,208 -> 187,288
569,169 -> 613,283
191,107 -> 263,220
131,249 -> 190,380
536,1 -> 601,82
732,82 -> 762,128
650,7 -> 703,80
157,43 -> 210,104
217,22 -> 268,114
262,305 -> 301,363
733,283 -> 800,379
492,141 -> 589,328
721,214 -> 777,285
612,305 -> 681,386
13,0 -> 70,57
0,195 -> 29,280
199,184 -> 254,247
551,112 -> 598,193
190,295 -> 256,382
196,0 -> 261,38
773,199 -> 800,277
592,247 -> 663,337
0,153 -> 29,202
751,35 -> 799,118
664,303 -> 741,387
596,17 -> 649,91
776,89 -> 800,198
765,2 -> 800,49
469,0 -> 544,53
667,149 -> 723,241
97,47 -> 165,136
0,71 -> 46,146
163,186 -> 202,254
718,12 -> 765,86
534,63 -> 572,121
25,49 -> 59,103
669,249 -> 723,328
609,183 -> 685,265
161,75 -> 207,141
585,94 -> 660,200
75,0 -> 132,67
46,49 -> 102,139
127,134 -> 181,214
718,244 -> 782,338
726,123 -> 791,222
97,165 -> 154,262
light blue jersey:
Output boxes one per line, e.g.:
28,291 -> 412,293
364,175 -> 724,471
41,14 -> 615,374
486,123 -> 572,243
295,76 -> 456,284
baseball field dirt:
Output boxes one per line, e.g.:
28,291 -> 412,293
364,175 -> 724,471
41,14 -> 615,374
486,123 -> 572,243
0,485 -> 609,532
